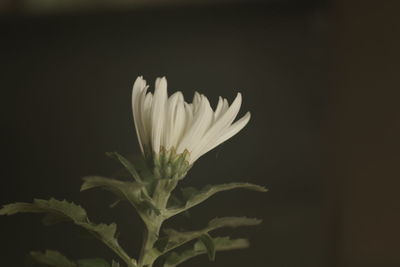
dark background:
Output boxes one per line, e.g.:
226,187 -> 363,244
1,0 -> 399,266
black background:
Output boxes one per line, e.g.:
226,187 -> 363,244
1,0 -> 399,266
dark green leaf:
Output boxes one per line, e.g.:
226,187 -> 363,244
30,250 -> 76,267
167,183 -> 267,218
81,176 -> 159,218
154,236 -> 170,253
0,199 -> 135,266
159,216 -> 261,254
163,236 -> 249,267
77,258 -> 110,267
81,176 -> 143,197
106,152 -> 142,183
198,234 -> 215,261
208,217 -> 262,229
0,198 -> 87,223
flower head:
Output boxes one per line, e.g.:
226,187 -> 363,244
132,76 -> 250,178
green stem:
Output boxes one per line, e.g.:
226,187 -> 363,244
138,221 -> 162,267
138,179 -> 177,267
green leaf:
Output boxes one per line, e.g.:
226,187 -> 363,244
158,216 -> 261,254
88,222 -> 118,242
202,236 -> 250,251
0,198 -> 87,225
30,250 -> 77,267
163,236 -> 249,267
167,183 -> 267,218
81,176 -> 143,199
167,195 -> 190,218
0,199 -> 135,266
81,176 -> 159,218
208,217 -> 262,229
29,251 -> 112,267
111,261 -> 120,267
77,258 -> 110,267
106,152 -> 142,183
198,234 -> 215,261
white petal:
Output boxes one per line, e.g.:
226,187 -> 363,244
150,77 -> 168,153
193,112 -> 251,162
164,92 -> 182,149
131,76 -> 147,153
140,92 -> 153,150
218,98 -> 230,120
190,93 -> 242,159
170,93 -> 186,148
213,97 -> 224,121
192,91 -> 201,106
178,95 -> 213,159
184,102 -> 194,133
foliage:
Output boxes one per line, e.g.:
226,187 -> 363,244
0,153 -> 266,267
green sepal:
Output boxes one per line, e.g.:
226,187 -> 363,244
167,183 -> 267,218
163,236 -> 250,267
152,148 -> 190,180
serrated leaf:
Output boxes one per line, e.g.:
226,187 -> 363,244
0,199 -> 135,266
0,198 -> 87,224
81,176 -> 159,218
198,234 -> 215,261
106,152 -> 142,183
81,176 -> 143,196
163,236 -> 249,267
77,258 -> 110,267
30,250 -> 77,267
167,183 -> 267,218
88,222 -> 118,242
158,216 -> 261,254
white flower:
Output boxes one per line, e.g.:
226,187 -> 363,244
131,76 -> 251,165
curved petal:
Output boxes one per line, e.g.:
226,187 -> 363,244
131,76 -> 147,153
177,95 -> 213,157
141,92 -> 153,151
151,77 -> 168,153
164,92 -> 183,149
170,92 -> 186,148
196,111 -> 251,161
190,93 -> 242,160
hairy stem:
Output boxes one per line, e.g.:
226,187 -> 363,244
138,179 -> 177,267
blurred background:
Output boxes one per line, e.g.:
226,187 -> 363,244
1,0 -> 399,266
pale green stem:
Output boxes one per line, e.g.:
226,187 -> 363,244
138,220 -> 162,267
138,179 -> 177,267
